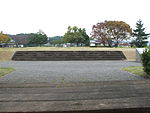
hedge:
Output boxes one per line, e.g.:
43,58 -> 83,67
141,48 -> 150,75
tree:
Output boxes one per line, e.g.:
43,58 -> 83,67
49,36 -> 63,46
91,22 -> 108,46
0,31 -> 11,44
105,21 -> 132,47
62,26 -> 89,46
51,40 -> 64,45
30,31 -> 48,46
79,28 -> 90,46
133,19 -> 149,47
10,34 -> 32,47
91,21 -> 132,47
142,48 -> 150,75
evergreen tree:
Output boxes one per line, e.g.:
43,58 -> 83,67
133,20 -> 149,47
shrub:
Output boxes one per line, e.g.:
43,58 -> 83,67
141,48 -> 150,75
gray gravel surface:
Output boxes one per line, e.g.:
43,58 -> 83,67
0,61 -> 145,83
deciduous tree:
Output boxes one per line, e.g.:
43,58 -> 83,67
63,26 -> 89,46
91,21 -> 132,47
91,22 -> 108,46
10,34 -> 31,47
29,31 -> 48,46
106,21 -> 132,47
0,31 -> 11,44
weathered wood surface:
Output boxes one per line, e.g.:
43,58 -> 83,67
12,51 -> 126,61
0,80 -> 150,113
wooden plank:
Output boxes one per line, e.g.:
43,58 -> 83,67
0,80 -> 150,88
0,84 -> 149,94
0,86 -> 150,102
0,97 -> 150,113
0,80 -> 150,113
12,51 -> 126,61
1,91 -> 150,102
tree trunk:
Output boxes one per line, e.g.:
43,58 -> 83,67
108,40 -> 112,47
115,41 -> 119,47
102,41 -> 106,47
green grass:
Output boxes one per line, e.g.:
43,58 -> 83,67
122,66 -> 149,77
0,68 -> 15,77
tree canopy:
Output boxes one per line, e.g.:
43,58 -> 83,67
0,31 -> 11,44
91,21 -> 132,47
91,22 -> 108,46
10,34 -> 31,46
133,19 -> 149,47
62,26 -> 89,46
29,31 -> 48,46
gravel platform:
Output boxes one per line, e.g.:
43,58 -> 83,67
0,61 -> 145,83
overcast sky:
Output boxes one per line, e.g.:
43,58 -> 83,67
0,0 -> 150,37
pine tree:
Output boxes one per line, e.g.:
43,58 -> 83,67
133,20 -> 149,47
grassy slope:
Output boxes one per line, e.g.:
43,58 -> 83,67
0,47 -> 136,61
122,66 -> 149,77
0,68 -> 15,77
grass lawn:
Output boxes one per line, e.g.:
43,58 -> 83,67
122,66 -> 149,78
0,47 -> 136,61
0,68 -> 15,77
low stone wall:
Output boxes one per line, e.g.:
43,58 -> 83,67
122,49 -> 136,61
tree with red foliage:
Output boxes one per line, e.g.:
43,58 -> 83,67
91,21 -> 132,47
